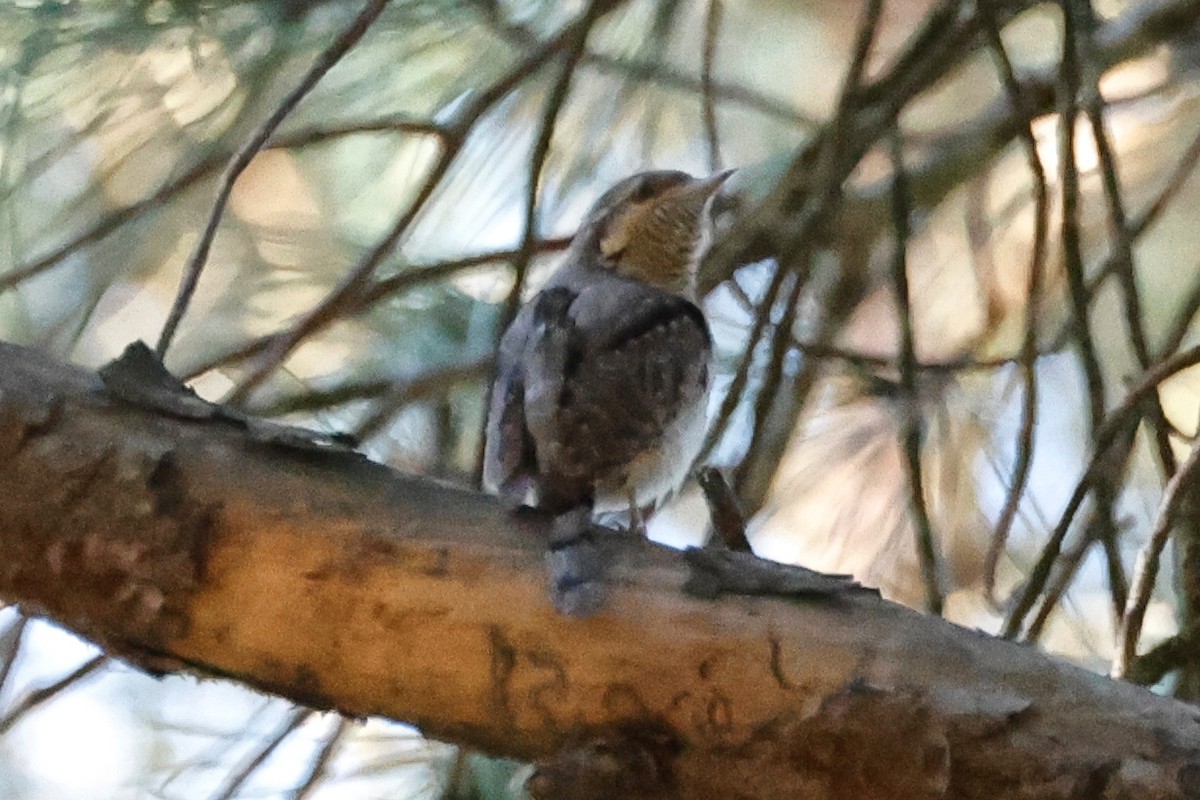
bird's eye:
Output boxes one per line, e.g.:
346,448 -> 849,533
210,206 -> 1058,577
632,181 -> 657,202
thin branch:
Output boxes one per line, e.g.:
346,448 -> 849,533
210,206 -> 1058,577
1113,417 -> 1200,679
1043,120 -> 1200,357
155,0 -> 391,359
0,117 -> 447,297
351,356 -> 492,440
702,0 -> 1200,298
0,654 -> 107,735
208,708 -> 314,800
699,261 -> 787,462
1126,621 -> 1200,686
1002,0 -> 1123,641
0,615 -> 27,699
288,718 -> 348,800
498,0 -> 607,331
470,0 -> 817,129
1013,0 -> 1192,642
178,238 -> 569,384
1024,511 -> 1126,641
977,0 -> 1050,603
696,466 -> 751,552
731,254 -> 811,492
700,0 -> 884,463
1058,0 -> 1106,441
1002,345 -> 1200,639
0,156 -> 220,295
788,340 -> 1062,373
271,115 -> 448,149
225,7 -> 622,405
254,357 -> 489,421
1075,0 -> 1177,476
1155,125 -> 1200,355
1002,434 -> 1135,639
889,129 -> 943,616
474,0 -> 607,484
701,0 -> 724,173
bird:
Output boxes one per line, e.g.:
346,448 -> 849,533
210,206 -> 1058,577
484,169 -> 730,614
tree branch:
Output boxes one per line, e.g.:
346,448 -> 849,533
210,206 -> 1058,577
1,341 -> 1200,798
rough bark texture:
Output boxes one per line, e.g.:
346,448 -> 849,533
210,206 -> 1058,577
1,340 -> 1200,800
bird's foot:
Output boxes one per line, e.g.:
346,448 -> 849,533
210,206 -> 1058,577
546,508 -> 610,618
625,491 -> 649,538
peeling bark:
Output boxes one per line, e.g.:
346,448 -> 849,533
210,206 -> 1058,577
1,341 -> 1199,799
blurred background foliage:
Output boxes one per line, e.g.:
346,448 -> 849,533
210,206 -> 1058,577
4,0 -> 1200,797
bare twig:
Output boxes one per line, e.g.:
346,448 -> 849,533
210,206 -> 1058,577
701,0 -> 1200,297
700,0 -> 884,464
696,466 -> 751,552
701,0 -> 724,173
698,261 -> 792,462
1002,0 -> 1123,641
500,0 -> 607,329
227,160 -> 460,405
471,0 -> 817,129
1002,345 -> 1200,639
1025,519 -> 1103,640
254,357 -> 489,420
476,0 -> 610,484
352,356 -> 492,440
1011,0 -> 1197,641
977,0 -> 1050,603
1126,622 -> 1200,686
1075,0 -> 1177,476
0,117 -> 447,298
155,0 -> 391,360
730,257 -> 810,488
889,129 -> 943,616
0,654 -> 107,735
1113,416 -> 1200,679
271,115 -> 448,149
208,708 -> 314,800
178,238 -> 569,384
1058,0 -> 1106,445
1003,433 -> 1136,639
0,615 -> 27,697
288,717 -> 348,800
225,8 -> 622,405
1059,120 -> 1200,357
0,157 -> 221,295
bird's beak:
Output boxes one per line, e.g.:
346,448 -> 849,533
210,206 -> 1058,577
688,168 -> 736,198
666,169 -> 735,214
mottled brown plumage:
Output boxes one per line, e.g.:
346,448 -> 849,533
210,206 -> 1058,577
484,170 -> 728,518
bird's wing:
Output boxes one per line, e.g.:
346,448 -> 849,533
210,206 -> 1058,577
522,279 -> 711,509
486,277 -> 711,513
482,298 -> 542,507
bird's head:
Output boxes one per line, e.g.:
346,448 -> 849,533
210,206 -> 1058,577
575,169 -> 732,296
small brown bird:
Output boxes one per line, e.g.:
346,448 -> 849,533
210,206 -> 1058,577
484,169 -> 729,613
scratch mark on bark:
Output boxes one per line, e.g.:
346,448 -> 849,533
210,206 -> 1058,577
706,693 -> 733,734
488,625 -> 516,721
769,634 -> 795,690
528,648 -> 569,728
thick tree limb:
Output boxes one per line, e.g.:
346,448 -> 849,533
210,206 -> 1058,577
1,341 -> 1200,800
